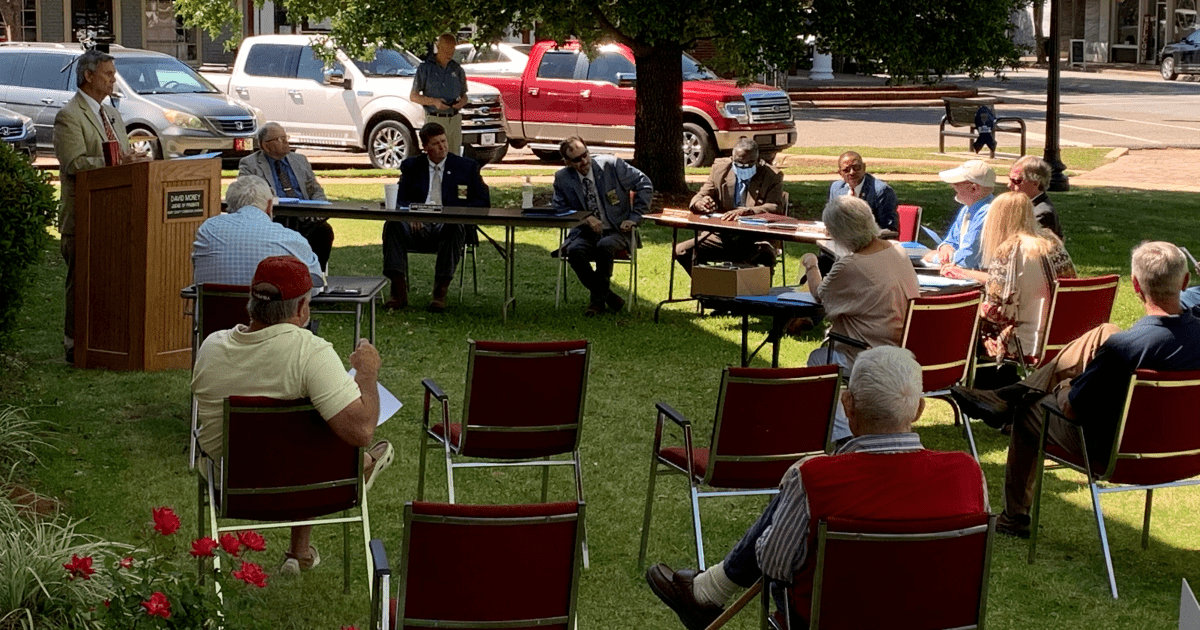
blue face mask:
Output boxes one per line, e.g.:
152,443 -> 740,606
733,164 -> 757,181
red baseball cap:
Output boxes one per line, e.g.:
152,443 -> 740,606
251,256 -> 312,301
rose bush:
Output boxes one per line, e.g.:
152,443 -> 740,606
69,506 -> 271,629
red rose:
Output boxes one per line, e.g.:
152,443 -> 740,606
62,554 -> 95,580
118,556 -> 134,569
232,561 -> 268,588
219,533 -> 241,556
189,537 -> 219,557
152,507 -> 180,536
141,592 -> 171,619
237,530 -> 266,552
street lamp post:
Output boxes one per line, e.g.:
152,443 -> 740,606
1044,0 -> 1070,191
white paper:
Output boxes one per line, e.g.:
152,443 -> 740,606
777,291 -> 818,304
349,368 -> 402,426
917,275 -> 977,288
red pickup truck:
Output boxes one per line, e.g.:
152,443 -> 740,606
466,42 -> 796,167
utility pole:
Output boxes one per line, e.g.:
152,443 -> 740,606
1045,0 -> 1070,191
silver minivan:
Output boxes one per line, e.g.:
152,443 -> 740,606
0,42 -> 263,160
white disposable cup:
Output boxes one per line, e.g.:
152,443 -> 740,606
384,184 -> 399,210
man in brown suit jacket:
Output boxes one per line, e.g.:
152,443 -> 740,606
674,137 -> 784,275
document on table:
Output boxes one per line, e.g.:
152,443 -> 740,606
348,369 -> 403,426
777,291 -> 819,304
917,275 -> 977,288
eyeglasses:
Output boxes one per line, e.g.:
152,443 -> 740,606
840,164 -> 864,174
1008,177 -> 1024,186
265,135 -> 289,144
565,150 -> 589,164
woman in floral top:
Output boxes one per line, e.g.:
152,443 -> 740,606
942,191 -> 1075,361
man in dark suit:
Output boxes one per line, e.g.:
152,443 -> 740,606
381,122 -> 489,313
827,151 -> 898,233
674,137 -> 784,275
552,136 -> 653,316
239,122 -> 335,271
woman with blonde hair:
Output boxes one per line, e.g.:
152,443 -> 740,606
942,191 -> 1075,361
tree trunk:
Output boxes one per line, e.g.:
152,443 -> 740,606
631,43 -> 687,195
0,0 -> 23,42
1034,0 -> 1046,64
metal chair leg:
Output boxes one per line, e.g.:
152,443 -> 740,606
541,459 -> 550,502
343,512 -> 351,594
443,439 -> 457,504
1027,409 -> 1052,565
572,453 -> 590,569
1089,480 -> 1119,598
638,461 -> 661,568
416,430 -> 429,501
690,484 -> 708,571
1142,488 -> 1154,550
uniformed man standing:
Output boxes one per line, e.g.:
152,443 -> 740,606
411,33 -> 468,155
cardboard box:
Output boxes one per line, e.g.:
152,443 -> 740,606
691,264 -> 771,297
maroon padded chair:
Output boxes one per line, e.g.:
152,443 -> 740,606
202,396 -> 369,594
1029,369 -> 1200,599
419,339 -> 591,564
767,513 -> 995,630
901,291 -> 983,459
371,501 -> 584,630
1028,274 -> 1119,367
638,364 -> 841,570
190,284 -> 251,469
897,204 -> 923,243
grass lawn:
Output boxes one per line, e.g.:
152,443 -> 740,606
3,178 -> 1199,629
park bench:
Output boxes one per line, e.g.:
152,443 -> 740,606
939,97 -> 1026,157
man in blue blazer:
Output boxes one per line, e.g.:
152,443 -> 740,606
552,137 -> 653,315
381,122 -> 489,313
827,151 -> 898,233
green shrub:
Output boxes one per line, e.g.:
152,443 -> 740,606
0,142 -> 57,352
0,406 -> 48,474
0,494 -> 117,630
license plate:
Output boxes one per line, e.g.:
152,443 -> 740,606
775,133 -> 788,146
481,133 -> 496,146
234,137 -> 251,151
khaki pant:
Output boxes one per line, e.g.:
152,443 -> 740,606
61,235 -> 75,347
1003,323 -> 1120,516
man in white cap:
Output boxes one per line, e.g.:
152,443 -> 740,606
923,159 -> 995,270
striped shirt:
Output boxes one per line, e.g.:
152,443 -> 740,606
192,205 -> 321,286
755,433 -> 935,581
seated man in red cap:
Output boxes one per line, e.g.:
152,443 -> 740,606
191,255 -> 393,576
645,346 -> 988,629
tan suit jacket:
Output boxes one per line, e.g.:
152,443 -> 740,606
54,92 -> 130,235
689,159 -> 783,215
238,151 -> 327,201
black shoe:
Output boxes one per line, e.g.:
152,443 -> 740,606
950,386 -> 1014,429
584,301 -> 606,317
996,512 -> 1031,539
605,291 -> 626,312
65,347 -> 74,364
645,564 -> 724,630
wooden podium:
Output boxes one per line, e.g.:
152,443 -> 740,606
74,157 -> 221,371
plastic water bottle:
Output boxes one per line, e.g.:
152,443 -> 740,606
522,176 -> 534,208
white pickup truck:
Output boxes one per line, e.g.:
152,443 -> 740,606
199,35 -> 508,168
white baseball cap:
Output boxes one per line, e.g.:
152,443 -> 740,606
939,160 -> 996,188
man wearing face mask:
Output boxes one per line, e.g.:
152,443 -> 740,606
674,137 -> 784,275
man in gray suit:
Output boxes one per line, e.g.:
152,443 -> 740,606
552,136 -> 653,315
239,123 -> 335,270
53,48 -> 146,363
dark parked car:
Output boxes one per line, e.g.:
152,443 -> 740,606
1160,30 -> 1200,80
0,104 -> 36,158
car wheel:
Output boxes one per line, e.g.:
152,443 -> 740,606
1162,56 -> 1179,81
368,120 -> 414,169
682,122 -> 715,168
127,127 -> 162,159
532,148 -> 561,162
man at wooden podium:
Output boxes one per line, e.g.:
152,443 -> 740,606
53,48 -> 149,363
